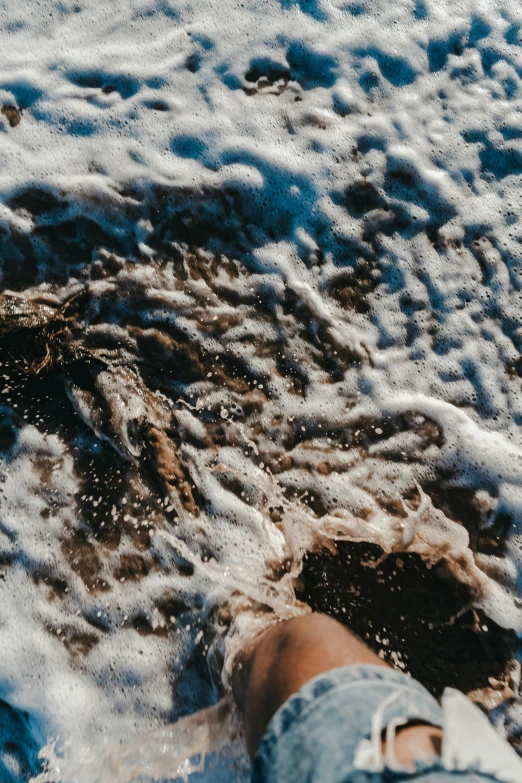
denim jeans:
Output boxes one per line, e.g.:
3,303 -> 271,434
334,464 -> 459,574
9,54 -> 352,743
252,665 -> 520,783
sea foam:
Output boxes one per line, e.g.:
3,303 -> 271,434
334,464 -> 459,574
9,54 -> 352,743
0,0 -> 522,781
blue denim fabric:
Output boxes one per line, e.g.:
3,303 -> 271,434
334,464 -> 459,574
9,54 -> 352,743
251,665 -> 500,783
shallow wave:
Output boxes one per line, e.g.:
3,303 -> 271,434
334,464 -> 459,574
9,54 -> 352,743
0,0 -> 522,780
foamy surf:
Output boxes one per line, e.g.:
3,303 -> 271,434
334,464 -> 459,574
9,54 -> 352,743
0,0 -> 521,780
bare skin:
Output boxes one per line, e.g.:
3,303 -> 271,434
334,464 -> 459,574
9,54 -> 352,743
232,613 -> 442,765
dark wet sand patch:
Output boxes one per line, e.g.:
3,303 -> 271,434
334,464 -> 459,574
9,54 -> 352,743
1,105 -> 21,127
298,541 -> 517,700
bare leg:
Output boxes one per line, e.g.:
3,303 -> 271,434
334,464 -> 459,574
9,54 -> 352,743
232,613 -> 442,763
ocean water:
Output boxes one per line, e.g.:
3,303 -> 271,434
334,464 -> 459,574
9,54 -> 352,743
1,0 -> 522,780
